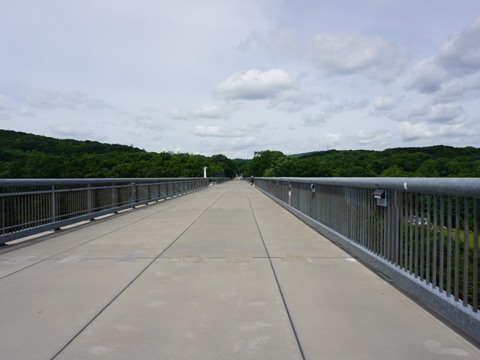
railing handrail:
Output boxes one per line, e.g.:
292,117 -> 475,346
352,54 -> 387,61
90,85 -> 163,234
0,178 -> 204,187
260,177 -> 480,198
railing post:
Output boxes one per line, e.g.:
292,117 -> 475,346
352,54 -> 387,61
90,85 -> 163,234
112,182 -> 116,208
51,185 -> 56,223
87,184 -> 93,215
130,181 -> 136,207
1,196 -> 4,237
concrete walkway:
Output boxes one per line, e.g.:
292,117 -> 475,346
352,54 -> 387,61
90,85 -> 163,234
0,181 -> 478,359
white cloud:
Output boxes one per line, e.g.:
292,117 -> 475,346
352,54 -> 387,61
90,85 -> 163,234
215,68 -> 295,100
192,125 -> 223,137
398,117 -> 475,143
168,108 -> 189,121
192,125 -> 250,138
425,104 -> 466,123
235,31 -> 262,53
18,106 -> 34,116
353,130 -> 393,146
264,29 -> 303,56
437,17 -> 480,76
407,17 -> 480,94
372,96 -> 395,111
0,94 -> 35,119
0,95 -> 11,119
268,89 -> 323,112
303,113 -> 327,126
391,102 -> 467,125
24,88 -> 111,110
432,77 -> 480,103
7,84 -> 112,111
438,122 -> 474,137
0,94 -> 7,109
399,122 -> 434,141
126,107 -> 170,132
328,98 -> 369,113
133,115 -> 168,131
168,104 -> 238,121
223,136 -> 262,152
390,103 -> 429,122
308,32 -> 408,82
406,58 -> 448,93
191,104 -> 236,119
301,98 -> 368,125
324,133 -> 342,147
49,126 -> 95,139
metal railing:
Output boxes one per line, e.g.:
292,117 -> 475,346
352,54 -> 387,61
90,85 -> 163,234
0,178 -> 209,244
254,177 -> 480,343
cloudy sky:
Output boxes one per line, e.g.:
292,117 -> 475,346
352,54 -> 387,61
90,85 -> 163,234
1,0 -> 480,158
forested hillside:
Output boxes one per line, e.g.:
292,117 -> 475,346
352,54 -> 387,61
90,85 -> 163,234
1,130 -> 479,178
243,147 -> 480,177
0,130 -> 239,178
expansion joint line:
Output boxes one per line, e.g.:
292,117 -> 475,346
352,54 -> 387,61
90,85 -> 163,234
245,186 -> 306,360
50,187 -> 228,360
0,189 -> 206,281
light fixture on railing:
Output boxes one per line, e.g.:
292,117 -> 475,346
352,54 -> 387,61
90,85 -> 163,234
373,189 -> 387,207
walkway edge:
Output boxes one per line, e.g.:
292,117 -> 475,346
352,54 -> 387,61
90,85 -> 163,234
255,186 -> 480,348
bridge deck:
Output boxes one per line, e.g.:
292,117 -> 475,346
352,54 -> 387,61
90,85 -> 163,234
1,181 -> 478,359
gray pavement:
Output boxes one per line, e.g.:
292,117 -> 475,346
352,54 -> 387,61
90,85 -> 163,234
0,181 -> 479,359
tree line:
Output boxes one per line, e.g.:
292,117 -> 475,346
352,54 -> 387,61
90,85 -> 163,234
243,148 -> 480,177
0,130 -> 239,178
1,130 -> 479,178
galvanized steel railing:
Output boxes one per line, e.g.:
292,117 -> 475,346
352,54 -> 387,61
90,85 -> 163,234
254,177 -> 480,343
0,178 -> 209,244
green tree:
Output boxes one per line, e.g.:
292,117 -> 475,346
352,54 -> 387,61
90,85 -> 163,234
245,150 -> 285,176
414,159 -> 439,177
380,165 -> 406,177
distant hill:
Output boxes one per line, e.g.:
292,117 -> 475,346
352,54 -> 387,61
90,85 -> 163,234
0,130 -> 238,178
2,130 -> 479,178
244,147 -> 480,177
0,129 -> 144,155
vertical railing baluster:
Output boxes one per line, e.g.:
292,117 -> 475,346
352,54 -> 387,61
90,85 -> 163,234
51,185 -> 56,224
439,196 -> 445,293
420,194 -> 425,280
447,196 -> 453,297
409,193 -> 414,274
399,192 -> 404,268
473,199 -> 478,312
433,195 -> 438,288
455,197 -> 461,301
2,195 -> 5,237
463,197 -> 469,307
414,193 -> 419,277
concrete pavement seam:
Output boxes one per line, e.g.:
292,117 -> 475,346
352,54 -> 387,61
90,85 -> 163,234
245,186 -> 307,360
0,189 -> 212,281
49,186 -> 228,360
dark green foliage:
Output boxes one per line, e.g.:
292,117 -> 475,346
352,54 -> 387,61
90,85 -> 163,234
244,146 -> 480,177
0,129 -> 144,155
0,130 -> 238,178
245,150 -> 285,177
1,130 -> 479,178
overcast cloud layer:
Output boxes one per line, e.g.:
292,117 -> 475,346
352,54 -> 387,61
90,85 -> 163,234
1,0 -> 480,158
